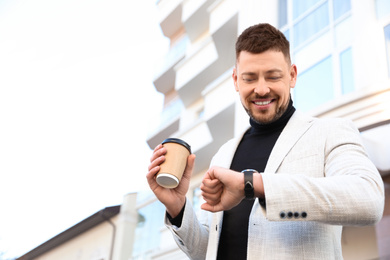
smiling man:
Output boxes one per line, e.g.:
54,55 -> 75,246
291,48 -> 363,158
233,50 -> 297,125
147,23 -> 384,260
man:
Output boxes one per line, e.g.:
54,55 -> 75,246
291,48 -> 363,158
147,23 -> 384,259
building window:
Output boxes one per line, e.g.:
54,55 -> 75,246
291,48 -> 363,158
294,56 -> 333,111
384,24 -> 390,77
293,1 -> 329,48
283,29 -> 290,42
340,47 -> 354,94
281,0 -> 353,112
293,0 -> 322,19
283,0 -> 352,50
196,107 -> 205,120
160,97 -> 184,125
278,0 -> 288,28
333,0 -> 351,21
376,0 -> 390,20
132,200 -> 165,259
192,186 -> 203,217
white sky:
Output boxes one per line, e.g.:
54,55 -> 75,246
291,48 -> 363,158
0,0 -> 167,258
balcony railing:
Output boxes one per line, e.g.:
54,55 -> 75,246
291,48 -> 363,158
153,36 -> 189,94
160,98 -> 184,126
146,98 -> 184,148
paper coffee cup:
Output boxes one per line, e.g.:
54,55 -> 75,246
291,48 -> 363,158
156,138 -> 191,189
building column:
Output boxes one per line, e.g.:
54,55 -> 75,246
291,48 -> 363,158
112,192 -> 138,260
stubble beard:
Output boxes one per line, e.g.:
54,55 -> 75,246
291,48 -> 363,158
244,100 -> 288,125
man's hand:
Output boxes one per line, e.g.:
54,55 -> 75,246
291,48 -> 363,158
146,144 -> 196,218
200,166 -> 245,212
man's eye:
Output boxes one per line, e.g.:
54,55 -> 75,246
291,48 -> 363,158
243,78 -> 255,82
268,77 -> 281,80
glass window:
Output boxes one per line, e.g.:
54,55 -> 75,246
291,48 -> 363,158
376,0 -> 390,20
279,0 -> 288,28
166,35 -> 189,68
293,2 -> 329,48
333,0 -> 351,21
192,186 -> 202,217
385,24 -> 390,77
132,200 -> 166,258
340,47 -> 354,94
161,97 -> 184,124
293,0 -> 322,19
294,56 -> 334,111
283,29 -> 290,42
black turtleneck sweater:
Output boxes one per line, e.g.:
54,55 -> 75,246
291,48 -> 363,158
217,99 -> 295,260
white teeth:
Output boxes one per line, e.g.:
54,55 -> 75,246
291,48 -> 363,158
254,100 -> 271,105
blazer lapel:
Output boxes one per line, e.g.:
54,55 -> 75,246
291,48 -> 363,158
264,111 -> 314,173
210,129 -> 248,169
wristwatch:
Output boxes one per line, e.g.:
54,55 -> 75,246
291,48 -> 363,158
242,169 -> 258,200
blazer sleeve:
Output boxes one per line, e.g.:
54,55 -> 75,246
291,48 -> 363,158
262,118 -> 385,226
164,198 -> 210,260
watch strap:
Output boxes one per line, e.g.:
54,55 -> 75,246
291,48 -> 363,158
242,169 -> 258,200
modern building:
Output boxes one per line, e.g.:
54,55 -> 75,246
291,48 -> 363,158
145,0 -> 390,259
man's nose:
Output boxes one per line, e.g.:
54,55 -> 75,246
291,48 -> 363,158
254,79 -> 270,96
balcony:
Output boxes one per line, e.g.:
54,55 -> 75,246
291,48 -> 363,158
209,0 -> 238,39
192,102 -> 236,173
153,36 -> 189,94
174,38 -> 218,107
182,0 -> 215,42
166,71 -> 236,173
157,0 -> 183,39
174,11 -> 238,107
147,98 -> 184,149
210,10 -> 238,71
171,100 -> 235,174
202,69 -> 236,120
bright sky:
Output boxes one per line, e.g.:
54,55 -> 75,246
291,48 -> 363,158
0,0 -> 167,258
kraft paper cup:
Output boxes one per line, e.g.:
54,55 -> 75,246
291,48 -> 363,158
156,138 -> 191,189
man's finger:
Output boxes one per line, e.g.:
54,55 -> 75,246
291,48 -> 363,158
201,202 -> 222,213
200,180 -> 223,194
202,191 -> 221,203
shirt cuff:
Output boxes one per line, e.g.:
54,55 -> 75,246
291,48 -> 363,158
166,202 -> 186,227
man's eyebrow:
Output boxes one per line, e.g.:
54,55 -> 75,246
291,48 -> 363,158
265,69 -> 283,74
241,69 -> 283,75
241,72 -> 257,76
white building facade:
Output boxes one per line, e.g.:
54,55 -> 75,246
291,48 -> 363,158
138,0 -> 390,259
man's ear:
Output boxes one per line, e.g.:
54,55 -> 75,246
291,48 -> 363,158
232,68 -> 239,92
289,64 -> 298,89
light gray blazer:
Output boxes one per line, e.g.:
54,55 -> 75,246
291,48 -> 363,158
165,111 -> 384,260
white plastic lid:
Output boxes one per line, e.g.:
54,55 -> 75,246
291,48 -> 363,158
156,173 -> 179,189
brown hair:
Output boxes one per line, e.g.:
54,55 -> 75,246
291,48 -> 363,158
235,23 -> 291,64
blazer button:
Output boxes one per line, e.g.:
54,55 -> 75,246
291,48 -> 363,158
294,212 -> 299,218
301,212 -> 307,218
280,211 -> 286,218
287,212 -> 293,218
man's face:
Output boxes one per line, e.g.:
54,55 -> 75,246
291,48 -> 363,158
233,50 -> 297,124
